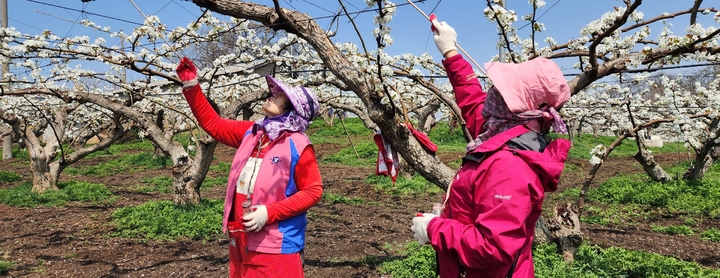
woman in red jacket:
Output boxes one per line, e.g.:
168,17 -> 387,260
410,17 -> 572,277
176,57 -> 322,278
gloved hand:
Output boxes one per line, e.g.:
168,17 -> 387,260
176,57 -> 197,81
430,16 -> 457,56
411,213 -> 437,245
243,205 -> 268,232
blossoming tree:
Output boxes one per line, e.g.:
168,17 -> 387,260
183,0 -> 720,260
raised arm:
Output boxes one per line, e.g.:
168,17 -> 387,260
176,57 -> 252,148
431,17 -> 487,138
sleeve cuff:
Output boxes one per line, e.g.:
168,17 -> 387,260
182,78 -> 199,90
265,203 -> 278,224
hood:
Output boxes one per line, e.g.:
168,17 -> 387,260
472,125 -> 571,192
513,139 -> 571,192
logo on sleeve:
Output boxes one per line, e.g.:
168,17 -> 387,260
495,195 -> 512,200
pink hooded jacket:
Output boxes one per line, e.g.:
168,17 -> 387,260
426,55 -> 570,278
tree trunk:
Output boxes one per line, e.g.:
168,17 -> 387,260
566,118 -> 576,143
683,151 -> 715,180
634,150 -> 671,182
30,157 -> 60,193
592,124 -> 599,138
536,203 -> 584,262
2,134 -> 10,159
172,167 -> 202,205
171,136 -> 218,205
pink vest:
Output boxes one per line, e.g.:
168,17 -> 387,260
222,129 -> 311,254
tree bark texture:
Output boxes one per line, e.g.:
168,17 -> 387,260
634,150 -> 671,182
546,203 -> 583,262
1,124 -> 11,160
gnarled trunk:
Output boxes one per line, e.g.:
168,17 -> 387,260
535,204 -> 584,262
1,124 -> 11,160
170,135 -> 218,205
683,150 -> 716,180
30,156 -> 60,193
634,150 -> 671,182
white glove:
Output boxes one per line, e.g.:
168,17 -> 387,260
243,205 -> 268,232
432,19 -> 457,55
411,213 -> 438,245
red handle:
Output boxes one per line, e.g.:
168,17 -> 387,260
429,14 -> 438,32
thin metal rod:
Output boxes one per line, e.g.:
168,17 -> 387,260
405,0 -> 489,78
128,0 -> 183,60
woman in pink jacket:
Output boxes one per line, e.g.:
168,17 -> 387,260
176,58 -> 323,278
410,17 -> 572,278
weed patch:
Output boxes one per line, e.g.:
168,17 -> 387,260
111,199 -> 223,241
0,181 -> 112,207
201,176 -> 227,189
588,177 -> 720,217
378,242 -> 436,278
66,152 -> 168,176
377,241 -> 720,278
581,204 -> 654,225
323,193 -> 365,205
308,118 -> 372,144
651,224 -> 695,236
701,228 -> 720,242
321,142 -> 377,167
137,176 -> 173,193
0,171 -> 22,183
365,174 -> 442,196
566,135 -> 687,160
0,260 -> 12,275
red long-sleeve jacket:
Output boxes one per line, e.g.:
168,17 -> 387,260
426,55 -> 570,278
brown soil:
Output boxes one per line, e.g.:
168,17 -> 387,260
0,143 -> 718,277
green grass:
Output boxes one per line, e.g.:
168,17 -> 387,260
379,242 -> 720,278
137,176 -> 173,193
581,204 -> 655,226
587,176 -> 720,218
651,224 -> 695,236
308,117 -> 373,144
427,122 -> 467,152
200,176 -> 227,189
135,175 -> 225,193
320,142 -> 377,167
0,171 -> 22,183
209,161 -> 231,173
0,181 -> 113,207
112,198 -> 223,241
365,173 -> 443,196
0,260 -> 13,275
566,135 -> 688,160
379,242 -> 437,278
701,228 -> 720,242
66,152 -> 168,176
534,243 -> 720,277
11,145 -> 29,159
323,192 -> 365,205
86,138 -> 155,158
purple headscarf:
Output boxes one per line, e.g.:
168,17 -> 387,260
254,110 -> 310,140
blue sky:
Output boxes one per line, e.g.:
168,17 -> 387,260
6,0 -> 719,76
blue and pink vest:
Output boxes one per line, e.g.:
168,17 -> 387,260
222,128 -> 311,254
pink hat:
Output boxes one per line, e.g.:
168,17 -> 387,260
483,58 -> 570,113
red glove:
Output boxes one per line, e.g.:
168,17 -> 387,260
176,57 -> 197,82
